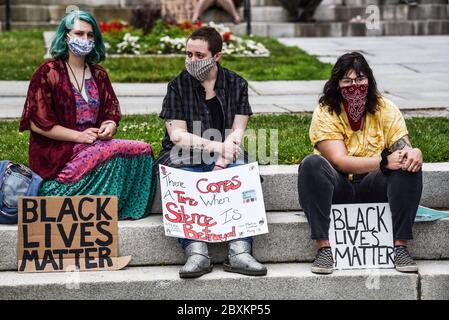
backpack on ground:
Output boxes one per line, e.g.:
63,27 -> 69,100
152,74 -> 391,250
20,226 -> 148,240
0,161 -> 43,224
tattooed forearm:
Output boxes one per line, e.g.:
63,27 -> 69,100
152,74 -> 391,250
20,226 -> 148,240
191,143 -> 205,151
166,119 -> 216,152
391,137 -> 411,152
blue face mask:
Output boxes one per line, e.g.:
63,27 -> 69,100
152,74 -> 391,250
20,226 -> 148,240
67,34 -> 95,56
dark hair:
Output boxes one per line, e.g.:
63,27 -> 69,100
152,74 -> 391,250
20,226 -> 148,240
319,52 -> 380,115
187,26 -> 223,56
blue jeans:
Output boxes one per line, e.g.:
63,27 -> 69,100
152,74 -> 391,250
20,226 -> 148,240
178,160 -> 252,249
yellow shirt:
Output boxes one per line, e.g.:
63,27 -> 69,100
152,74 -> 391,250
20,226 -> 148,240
310,97 -> 408,157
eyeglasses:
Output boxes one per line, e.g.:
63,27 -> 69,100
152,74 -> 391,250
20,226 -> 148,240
340,76 -> 368,86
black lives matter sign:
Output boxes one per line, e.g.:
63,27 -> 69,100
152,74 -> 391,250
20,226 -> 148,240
17,196 -> 131,273
329,203 -> 394,270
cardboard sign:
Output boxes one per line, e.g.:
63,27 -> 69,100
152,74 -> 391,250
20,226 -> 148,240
159,163 -> 269,242
17,196 -> 131,273
329,203 -> 394,270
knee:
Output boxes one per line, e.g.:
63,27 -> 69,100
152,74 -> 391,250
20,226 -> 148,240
389,169 -> 423,189
298,154 -> 328,176
391,168 -> 422,181
297,155 -> 333,192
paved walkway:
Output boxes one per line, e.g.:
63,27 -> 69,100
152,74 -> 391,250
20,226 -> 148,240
0,36 -> 448,119
279,36 -> 449,110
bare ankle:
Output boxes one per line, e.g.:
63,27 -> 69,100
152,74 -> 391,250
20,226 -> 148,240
394,240 -> 408,247
317,240 -> 330,249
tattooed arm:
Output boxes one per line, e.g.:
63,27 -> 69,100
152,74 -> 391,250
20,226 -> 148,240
391,135 -> 412,152
317,135 -> 422,174
391,135 -> 423,173
316,138 -> 412,174
165,119 -> 221,153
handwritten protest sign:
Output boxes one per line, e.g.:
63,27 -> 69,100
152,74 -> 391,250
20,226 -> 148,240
17,196 -> 131,273
329,203 -> 394,270
159,163 -> 268,242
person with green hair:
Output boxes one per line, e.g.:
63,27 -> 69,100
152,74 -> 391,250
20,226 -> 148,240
19,10 -> 157,220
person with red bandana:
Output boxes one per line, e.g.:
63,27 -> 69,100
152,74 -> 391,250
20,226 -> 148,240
297,52 -> 423,274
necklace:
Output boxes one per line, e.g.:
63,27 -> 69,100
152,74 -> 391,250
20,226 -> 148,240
67,62 -> 87,94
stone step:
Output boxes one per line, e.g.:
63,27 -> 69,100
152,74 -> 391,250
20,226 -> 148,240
0,4 -> 287,24
0,5 -> 50,22
0,0 -> 162,7
0,0 -> 125,5
2,0 -> 444,6
5,3 -> 447,24
0,0 -> 282,7
5,21 -> 59,30
190,4 -> 449,23
203,6 -> 290,23
344,0 -> 448,6
314,4 -> 449,22
229,19 -> 449,37
0,5 -> 133,23
150,164 -> 449,212
1,210 -> 448,271
419,261 -> 449,300
2,261 -> 449,300
251,0 -> 282,6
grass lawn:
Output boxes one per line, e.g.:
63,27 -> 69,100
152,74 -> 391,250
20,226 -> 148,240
0,30 -> 332,82
1,114 -> 448,166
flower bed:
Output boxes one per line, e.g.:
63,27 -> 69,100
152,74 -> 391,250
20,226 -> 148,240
100,20 -> 270,57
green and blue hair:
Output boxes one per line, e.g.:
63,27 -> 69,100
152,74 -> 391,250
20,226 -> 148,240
50,10 -> 106,64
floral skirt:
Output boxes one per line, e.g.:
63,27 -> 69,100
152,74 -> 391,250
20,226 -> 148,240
39,139 -> 157,220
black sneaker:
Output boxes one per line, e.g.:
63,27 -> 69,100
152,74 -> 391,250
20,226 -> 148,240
311,247 -> 334,274
394,246 -> 418,273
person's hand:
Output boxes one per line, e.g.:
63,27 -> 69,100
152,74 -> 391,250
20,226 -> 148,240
213,157 -> 228,171
221,139 -> 241,162
213,164 -> 225,171
76,128 -> 99,144
98,122 -> 116,140
228,134 -> 241,146
386,150 -> 405,170
398,148 -> 423,172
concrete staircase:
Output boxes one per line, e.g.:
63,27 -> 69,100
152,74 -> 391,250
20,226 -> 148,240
1,164 -> 448,299
0,0 -> 138,30
226,0 -> 449,36
1,0 -> 448,36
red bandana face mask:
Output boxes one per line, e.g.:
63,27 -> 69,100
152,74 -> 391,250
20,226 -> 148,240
340,84 -> 368,131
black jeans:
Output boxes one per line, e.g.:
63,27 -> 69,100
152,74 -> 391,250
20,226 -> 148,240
297,154 -> 423,241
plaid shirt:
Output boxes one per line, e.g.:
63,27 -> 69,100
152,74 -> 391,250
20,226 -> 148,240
156,63 -> 252,168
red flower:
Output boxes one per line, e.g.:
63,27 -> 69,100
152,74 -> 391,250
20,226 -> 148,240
178,21 -> 194,30
99,22 -> 108,33
222,31 -> 232,42
99,20 -> 127,34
